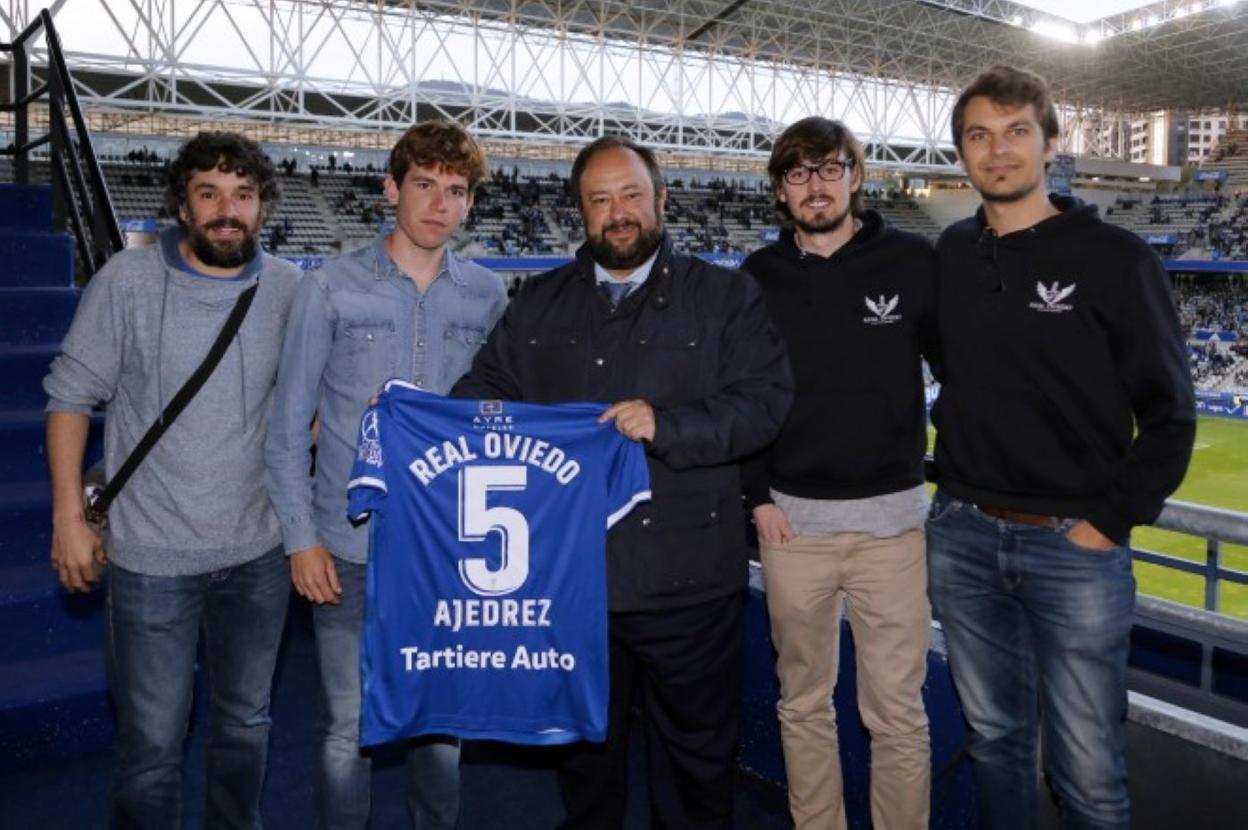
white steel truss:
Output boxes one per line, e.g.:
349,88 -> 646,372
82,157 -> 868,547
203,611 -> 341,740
4,1 -> 1245,173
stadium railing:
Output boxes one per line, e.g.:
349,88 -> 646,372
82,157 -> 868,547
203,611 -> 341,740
1,8 -> 124,277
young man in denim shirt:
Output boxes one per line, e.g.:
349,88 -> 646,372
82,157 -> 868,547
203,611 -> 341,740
265,121 -> 506,829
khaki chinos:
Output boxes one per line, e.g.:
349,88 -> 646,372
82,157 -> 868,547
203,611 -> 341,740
761,529 -> 931,830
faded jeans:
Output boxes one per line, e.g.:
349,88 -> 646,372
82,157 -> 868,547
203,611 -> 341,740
926,492 -> 1134,830
107,546 -> 290,829
312,558 -> 461,829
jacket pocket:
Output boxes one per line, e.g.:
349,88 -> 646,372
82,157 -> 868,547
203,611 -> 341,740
634,326 -> 708,404
629,492 -> 744,601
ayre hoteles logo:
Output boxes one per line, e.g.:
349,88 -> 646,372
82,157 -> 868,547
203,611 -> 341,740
864,294 -> 901,325
473,399 -> 515,432
1030,281 -> 1076,313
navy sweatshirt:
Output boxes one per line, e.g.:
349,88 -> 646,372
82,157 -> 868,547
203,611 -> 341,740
741,211 -> 938,507
931,195 -> 1196,544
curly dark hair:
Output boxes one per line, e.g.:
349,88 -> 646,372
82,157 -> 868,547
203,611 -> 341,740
164,132 -> 279,227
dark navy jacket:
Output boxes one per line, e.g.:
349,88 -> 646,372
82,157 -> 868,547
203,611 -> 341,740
454,238 -> 793,611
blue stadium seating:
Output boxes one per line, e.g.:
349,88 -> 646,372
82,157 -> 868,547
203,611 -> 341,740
0,183 -> 112,774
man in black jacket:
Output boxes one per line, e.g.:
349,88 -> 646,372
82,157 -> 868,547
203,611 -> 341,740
742,117 -> 937,830
929,66 -> 1195,830
453,136 -> 792,829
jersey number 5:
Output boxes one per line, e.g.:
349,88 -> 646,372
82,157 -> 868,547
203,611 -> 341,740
457,465 -> 530,596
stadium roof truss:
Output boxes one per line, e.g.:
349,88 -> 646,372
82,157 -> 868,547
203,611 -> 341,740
2,0 -> 1246,173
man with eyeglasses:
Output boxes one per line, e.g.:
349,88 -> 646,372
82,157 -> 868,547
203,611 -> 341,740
742,116 -> 938,830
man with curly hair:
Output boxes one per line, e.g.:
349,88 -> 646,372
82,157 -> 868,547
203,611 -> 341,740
44,131 -> 301,827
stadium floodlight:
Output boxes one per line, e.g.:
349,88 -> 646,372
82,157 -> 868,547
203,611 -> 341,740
1030,19 -> 1079,43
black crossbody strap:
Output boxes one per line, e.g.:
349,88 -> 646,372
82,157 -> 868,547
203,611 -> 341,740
90,283 -> 259,516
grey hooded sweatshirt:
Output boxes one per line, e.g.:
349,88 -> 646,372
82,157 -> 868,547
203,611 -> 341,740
44,228 -> 301,576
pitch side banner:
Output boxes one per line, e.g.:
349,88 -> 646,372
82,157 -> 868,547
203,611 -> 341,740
1196,392 -> 1248,420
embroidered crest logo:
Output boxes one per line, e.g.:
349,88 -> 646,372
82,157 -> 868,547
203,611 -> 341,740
357,410 -> 383,465
1030,281 -> 1076,313
864,294 -> 901,325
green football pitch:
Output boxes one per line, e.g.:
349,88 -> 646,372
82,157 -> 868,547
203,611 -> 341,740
927,416 -> 1248,619
1132,416 -> 1248,619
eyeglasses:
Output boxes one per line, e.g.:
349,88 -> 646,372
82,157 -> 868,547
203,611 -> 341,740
783,159 -> 854,185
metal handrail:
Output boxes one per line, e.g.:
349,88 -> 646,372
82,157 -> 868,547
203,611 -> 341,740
2,8 -> 124,278
1146,499 -> 1248,614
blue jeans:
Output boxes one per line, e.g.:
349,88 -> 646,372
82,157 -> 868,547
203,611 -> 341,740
106,546 -> 290,830
926,493 -> 1134,830
312,558 -> 461,830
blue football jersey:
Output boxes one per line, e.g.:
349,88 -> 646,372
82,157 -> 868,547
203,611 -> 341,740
347,381 -> 651,746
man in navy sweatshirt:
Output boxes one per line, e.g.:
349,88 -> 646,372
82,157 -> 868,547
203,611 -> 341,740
928,66 -> 1195,829
742,117 -> 937,830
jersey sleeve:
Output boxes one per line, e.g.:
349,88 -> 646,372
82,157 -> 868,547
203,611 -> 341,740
603,432 -> 652,529
347,403 -> 388,522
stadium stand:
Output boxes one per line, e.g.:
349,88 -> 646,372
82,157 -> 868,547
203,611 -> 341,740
1204,127 -> 1248,192
50,153 -> 947,257
1176,280 -> 1248,393
1104,192 -> 1248,260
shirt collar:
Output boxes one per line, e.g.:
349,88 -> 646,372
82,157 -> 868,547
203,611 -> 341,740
593,249 -> 659,288
373,233 -> 468,288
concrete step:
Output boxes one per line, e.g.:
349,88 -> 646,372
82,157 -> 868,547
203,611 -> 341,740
0,648 -> 113,773
0,230 -> 75,288
0,183 -> 53,230
0,562 -> 106,663
0,287 -> 79,347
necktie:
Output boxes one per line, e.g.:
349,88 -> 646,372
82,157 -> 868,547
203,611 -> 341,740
603,281 -> 632,308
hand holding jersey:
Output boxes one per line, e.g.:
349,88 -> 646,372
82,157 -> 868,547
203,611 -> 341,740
347,383 -> 650,746
599,398 -> 656,442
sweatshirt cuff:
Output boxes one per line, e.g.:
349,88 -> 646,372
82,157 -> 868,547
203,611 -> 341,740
280,517 -> 322,556
1083,504 -> 1133,547
45,398 -> 97,416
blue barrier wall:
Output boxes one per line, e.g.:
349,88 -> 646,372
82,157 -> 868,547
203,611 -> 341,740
1196,392 -> 1248,420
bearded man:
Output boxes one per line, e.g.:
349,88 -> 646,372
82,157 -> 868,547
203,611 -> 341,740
44,131 -> 301,828
452,135 -> 793,829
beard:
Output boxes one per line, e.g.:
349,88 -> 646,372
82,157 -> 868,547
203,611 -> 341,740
792,199 -> 853,236
586,218 -> 665,271
980,184 -> 1036,204
186,217 -> 258,269
976,169 -> 1044,205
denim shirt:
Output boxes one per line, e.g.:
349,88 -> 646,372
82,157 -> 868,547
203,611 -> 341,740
265,236 -> 507,563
